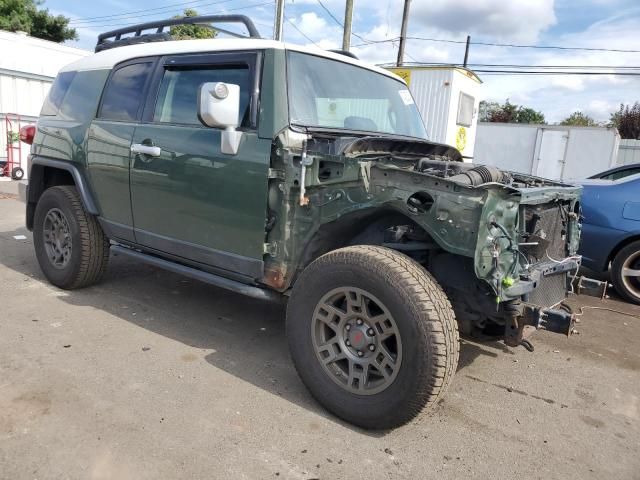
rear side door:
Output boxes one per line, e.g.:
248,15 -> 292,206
130,52 -> 270,281
87,59 -> 156,242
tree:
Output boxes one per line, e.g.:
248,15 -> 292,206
0,0 -> 76,42
610,103 -> 640,139
479,99 -> 546,124
560,111 -> 598,127
170,9 -> 217,40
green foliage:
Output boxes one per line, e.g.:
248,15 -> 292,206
610,103 -> 640,139
170,9 -> 217,40
0,0 -> 76,42
560,111 -> 599,127
479,99 -> 546,124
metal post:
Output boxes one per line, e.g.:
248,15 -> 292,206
463,35 -> 471,67
396,0 -> 411,66
342,0 -> 354,51
274,0 -> 285,41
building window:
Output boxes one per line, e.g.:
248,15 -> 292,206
457,92 -> 475,127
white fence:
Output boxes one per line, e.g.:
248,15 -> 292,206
617,139 -> 640,165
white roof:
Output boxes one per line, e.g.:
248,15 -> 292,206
60,38 -> 402,82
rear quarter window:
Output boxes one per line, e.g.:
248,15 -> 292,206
40,70 -> 110,121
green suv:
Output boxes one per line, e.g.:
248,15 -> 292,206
24,16 -> 581,429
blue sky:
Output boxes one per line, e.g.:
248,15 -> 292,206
46,0 -> 640,123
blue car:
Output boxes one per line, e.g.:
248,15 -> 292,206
579,166 -> 640,304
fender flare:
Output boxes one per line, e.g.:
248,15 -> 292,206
29,157 -> 99,214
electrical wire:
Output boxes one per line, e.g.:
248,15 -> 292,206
314,0 -> 375,44
575,305 -> 640,319
68,0 -> 230,23
72,1 -> 275,30
354,36 -> 640,54
284,15 -> 320,47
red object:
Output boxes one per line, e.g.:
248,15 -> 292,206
19,124 -> 36,145
3,113 -> 25,178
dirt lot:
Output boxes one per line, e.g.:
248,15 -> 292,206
0,184 -> 639,480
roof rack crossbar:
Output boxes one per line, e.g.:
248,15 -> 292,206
95,14 -> 260,52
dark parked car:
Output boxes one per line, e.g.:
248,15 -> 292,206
579,170 -> 640,304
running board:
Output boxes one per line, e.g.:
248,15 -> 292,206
111,245 -> 281,302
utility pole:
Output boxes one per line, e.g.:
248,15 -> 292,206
396,0 -> 412,66
463,35 -> 471,67
342,0 -> 354,51
274,0 -> 285,41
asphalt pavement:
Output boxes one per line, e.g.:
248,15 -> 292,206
0,182 -> 638,480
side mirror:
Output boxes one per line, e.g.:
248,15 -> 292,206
198,82 -> 243,155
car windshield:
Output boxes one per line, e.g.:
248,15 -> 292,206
286,51 -> 428,139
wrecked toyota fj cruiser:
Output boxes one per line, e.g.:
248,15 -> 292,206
23,15 -> 581,429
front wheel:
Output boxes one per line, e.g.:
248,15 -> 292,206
11,167 -> 24,180
286,246 -> 459,429
611,240 -> 640,305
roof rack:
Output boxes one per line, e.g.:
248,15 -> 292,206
95,15 -> 261,52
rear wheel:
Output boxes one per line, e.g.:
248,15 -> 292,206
34,186 -> 110,289
611,240 -> 640,304
286,246 -> 459,429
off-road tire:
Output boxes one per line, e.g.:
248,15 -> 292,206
286,245 -> 459,429
611,240 -> 640,305
34,186 -> 110,289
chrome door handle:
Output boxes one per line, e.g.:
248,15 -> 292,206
131,144 -> 161,156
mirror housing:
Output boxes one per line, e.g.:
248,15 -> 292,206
198,82 -> 242,155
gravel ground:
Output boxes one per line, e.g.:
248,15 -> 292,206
0,188 -> 639,480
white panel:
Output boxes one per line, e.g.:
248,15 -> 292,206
474,123 -> 539,173
562,128 -> 619,180
406,69 -> 452,144
536,130 -> 568,180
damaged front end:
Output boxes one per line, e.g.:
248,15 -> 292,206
264,130 -> 582,348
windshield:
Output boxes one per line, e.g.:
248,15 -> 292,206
286,51 -> 428,139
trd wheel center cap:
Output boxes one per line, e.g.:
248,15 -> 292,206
348,324 -> 372,350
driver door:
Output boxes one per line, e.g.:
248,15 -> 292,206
130,52 -> 271,281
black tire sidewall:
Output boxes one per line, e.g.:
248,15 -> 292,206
33,188 -> 85,288
612,241 -> 640,304
287,255 -> 439,428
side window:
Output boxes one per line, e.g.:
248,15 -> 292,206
99,62 -> 153,122
41,71 -> 77,116
153,66 -> 251,127
457,92 -> 475,127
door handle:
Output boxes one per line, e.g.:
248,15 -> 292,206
131,144 -> 161,157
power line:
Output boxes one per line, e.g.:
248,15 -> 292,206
73,1 -> 274,29
284,15 -> 320,47
69,0 -> 233,24
314,0 -> 374,44
353,36 -> 640,54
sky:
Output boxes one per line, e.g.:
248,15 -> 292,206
45,0 -> 640,123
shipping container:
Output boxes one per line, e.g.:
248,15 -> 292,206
387,66 -> 482,160
474,123 -> 621,181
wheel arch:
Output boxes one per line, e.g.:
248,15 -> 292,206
607,233 -> 640,268
292,207 -> 430,285
27,157 -> 99,230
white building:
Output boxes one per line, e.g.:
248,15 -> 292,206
0,30 -> 90,178
387,66 -> 483,160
